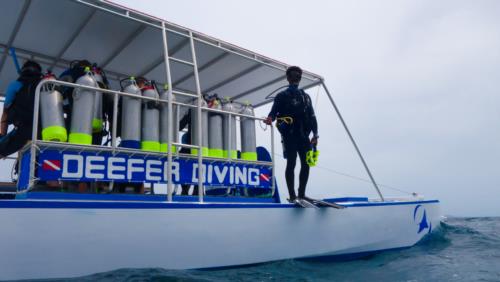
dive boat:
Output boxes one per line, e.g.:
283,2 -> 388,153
0,0 -> 441,280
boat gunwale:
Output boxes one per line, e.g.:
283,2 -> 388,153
0,193 -> 440,209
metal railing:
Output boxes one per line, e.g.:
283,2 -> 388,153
27,78 -> 275,202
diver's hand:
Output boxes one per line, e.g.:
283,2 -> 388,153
264,116 -> 273,125
311,136 -> 318,145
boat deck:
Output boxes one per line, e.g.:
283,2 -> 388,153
0,191 -> 438,209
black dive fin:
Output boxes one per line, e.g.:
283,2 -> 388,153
294,198 -> 318,208
305,197 -> 345,209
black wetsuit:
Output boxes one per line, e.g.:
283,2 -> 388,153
268,85 -> 318,199
0,74 -> 41,157
178,110 -> 198,196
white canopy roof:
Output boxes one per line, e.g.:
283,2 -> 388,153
0,0 -> 323,107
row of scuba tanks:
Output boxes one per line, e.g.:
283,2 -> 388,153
39,67 -> 258,161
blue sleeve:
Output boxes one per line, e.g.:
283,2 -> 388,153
4,80 -> 22,108
59,69 -> 71,79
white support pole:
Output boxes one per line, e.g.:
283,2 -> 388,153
161,21 -> 174,202
320,80 -> 384,201
109,91 -> 119,192
227,112 -> 232,162
175,102 -> 180,154
111,93 -> 118,148
28,79 -> 44,191
189,31 -> 204,203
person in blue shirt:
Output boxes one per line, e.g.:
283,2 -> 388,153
0,60 -> 42,158
264,66 -> 319,202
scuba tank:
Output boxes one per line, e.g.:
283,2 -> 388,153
208,97 -> 223,158
120,77 -> 142,149
239,103 -> 257,161
190,98 -> 209,156
40,72 -> 67,142
141,80 -> 161,152
159,84 -> 178,153
69,67 -> 97,145
222,98 -> 237,159
91,66 -> 104,134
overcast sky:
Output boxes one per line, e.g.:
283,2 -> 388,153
114,0 -> 500,217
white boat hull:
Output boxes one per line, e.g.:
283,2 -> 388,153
0,199 -> 440,280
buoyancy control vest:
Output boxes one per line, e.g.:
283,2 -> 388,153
67,60 -> 92,82
275,88 -> 314,137
7,74 -> 42,127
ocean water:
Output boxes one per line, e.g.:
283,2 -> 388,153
26,217 -> 500,282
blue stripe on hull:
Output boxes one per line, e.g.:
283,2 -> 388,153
18,192 -> 370,204
0,199 -> 439,209
20,192 -> 278,203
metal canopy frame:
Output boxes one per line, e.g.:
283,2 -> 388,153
204,63 -> 262,94
0,0 -> 384,201
48,9 -> 97,71
100,24 -> 146,68
0,0 -> 323,104
0,0 -> 31,73
173,52 -> 229,87
137,38 -> 189,78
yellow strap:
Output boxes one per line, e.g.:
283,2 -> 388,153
276,116 -> 293,125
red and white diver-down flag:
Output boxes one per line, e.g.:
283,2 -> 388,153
42,160 -> 61,171
259,173 -> 270,182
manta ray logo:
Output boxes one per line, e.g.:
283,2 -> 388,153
413,205 -> 432,234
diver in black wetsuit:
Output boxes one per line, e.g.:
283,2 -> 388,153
264,66 -> 318,202
178,109 -> 196,196
178,95 -> 217,196
0,60 -> 42,158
